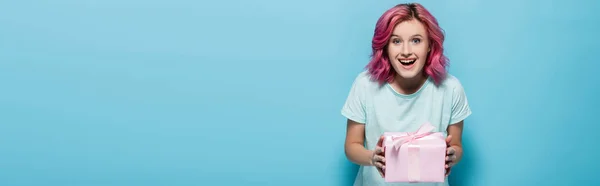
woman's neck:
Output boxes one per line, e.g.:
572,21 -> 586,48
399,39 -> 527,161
390,74 -> 428,95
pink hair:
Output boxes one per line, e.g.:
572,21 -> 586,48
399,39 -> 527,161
365,3 -> 449,85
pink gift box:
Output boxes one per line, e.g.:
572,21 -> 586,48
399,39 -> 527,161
383,122 -> 447,183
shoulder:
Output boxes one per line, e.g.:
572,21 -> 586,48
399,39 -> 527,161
436,74 -> 465,91
351,70 -> 381,89
346,71 -> 385,95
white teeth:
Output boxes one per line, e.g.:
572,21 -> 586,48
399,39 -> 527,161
400,59 -> 416,63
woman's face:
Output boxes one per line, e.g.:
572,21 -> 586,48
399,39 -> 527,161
387,19 -> 430,80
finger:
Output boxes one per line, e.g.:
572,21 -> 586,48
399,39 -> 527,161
375,147 -> 384,155
374,162 -> 386,169
374,155 -> 386,163
447,147 -> 456,155
374,161 -> 382,168
376,135 -> 385,147
377,167 -> 386,178
446,155 -> 457,163
379,148 -> 386,156
446,158 -> 456,167
445,135 -> 453,145
445,155 -> 455,162
445,168 -> 451,176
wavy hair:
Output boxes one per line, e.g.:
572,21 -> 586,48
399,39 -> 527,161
366,3 -> 448,85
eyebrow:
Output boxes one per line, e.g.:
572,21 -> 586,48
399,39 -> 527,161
391,34 -> 423,37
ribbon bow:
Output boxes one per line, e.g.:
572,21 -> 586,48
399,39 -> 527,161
388,122 -> 437,183
391,122 -> 436,151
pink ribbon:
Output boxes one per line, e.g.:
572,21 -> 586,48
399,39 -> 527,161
390,122 -> 436,182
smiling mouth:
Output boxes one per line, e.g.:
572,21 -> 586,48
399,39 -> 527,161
399,58 -> 416,66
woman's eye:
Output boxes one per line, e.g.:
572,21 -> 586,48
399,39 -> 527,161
392,39 -> 400,44
412,38 -> 421,44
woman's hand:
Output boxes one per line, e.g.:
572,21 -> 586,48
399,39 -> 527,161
445,135 -> 462,176
371,135 -> 386,177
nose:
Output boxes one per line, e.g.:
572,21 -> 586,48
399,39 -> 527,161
400,43 -> 412,58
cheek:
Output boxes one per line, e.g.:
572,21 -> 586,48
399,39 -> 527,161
416,48 -> 429,61
386,46 -> 398,56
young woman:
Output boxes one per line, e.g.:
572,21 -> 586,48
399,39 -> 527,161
341,3 -> 472,186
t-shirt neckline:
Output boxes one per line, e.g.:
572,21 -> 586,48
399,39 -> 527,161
385,77 -> 431,98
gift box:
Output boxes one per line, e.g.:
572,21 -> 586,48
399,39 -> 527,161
383,122 -> 446,183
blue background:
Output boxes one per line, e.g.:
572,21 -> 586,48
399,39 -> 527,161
1,0 -> 599,185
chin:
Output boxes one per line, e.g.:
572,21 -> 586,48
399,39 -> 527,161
396,72 -> 421,79
393,66 -> 424,80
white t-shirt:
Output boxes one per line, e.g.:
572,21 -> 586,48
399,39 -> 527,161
341,71 -> 472,186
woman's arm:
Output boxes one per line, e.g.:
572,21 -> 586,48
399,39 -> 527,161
446,120 -> 464,167
344,119 -> 373,166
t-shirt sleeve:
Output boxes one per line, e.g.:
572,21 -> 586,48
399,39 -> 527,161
449,82 -> 472,125
341,75 -> 367,124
